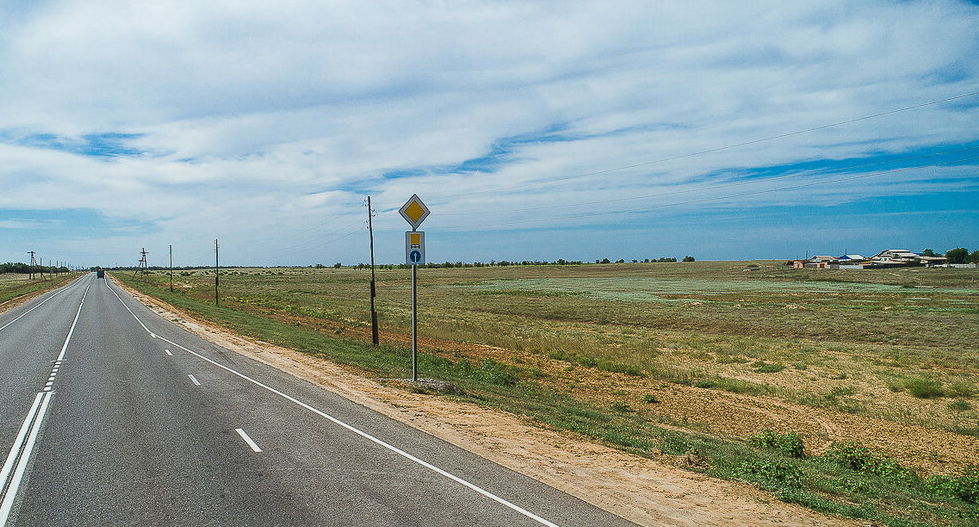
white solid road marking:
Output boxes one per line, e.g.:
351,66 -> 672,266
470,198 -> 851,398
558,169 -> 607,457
0,392 -> 54,526
0,287 -> 67,333
235,428 -> 263,453
188,374 -> 201,386
108,284 -> 560,527
0,394 -> 43,495
0,278 -> 93,526
106,285 -> 152,334
164,349 -> 173,356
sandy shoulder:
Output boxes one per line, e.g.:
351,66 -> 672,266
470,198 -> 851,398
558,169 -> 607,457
119,283 -> 861,527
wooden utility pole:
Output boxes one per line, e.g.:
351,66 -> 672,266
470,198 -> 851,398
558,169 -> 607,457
133,248 -> 148,278
28,251 -> 35,280
214,239 -> 219,305
169,244 -> 173,292
367,196 -> 379,345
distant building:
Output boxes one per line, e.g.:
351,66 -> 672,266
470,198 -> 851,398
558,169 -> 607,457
790,248 -> 969,270
873,249 -> 919,262
919,256 -> 948,267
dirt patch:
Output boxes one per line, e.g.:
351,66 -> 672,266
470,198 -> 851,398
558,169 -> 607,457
116,282 -> 862,527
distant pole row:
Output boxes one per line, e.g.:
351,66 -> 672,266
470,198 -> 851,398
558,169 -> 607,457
130,242 -> 217,305
24,251 -> 74,280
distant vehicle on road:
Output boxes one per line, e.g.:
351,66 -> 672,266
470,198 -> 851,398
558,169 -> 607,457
96,268 -> 105,279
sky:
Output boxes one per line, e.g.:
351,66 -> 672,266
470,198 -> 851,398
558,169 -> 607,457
1,0 -> 978,268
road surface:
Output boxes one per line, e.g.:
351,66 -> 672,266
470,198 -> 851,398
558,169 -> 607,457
0,274 -> 637,526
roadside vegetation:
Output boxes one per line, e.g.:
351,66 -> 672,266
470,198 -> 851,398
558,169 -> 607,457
0,271 -> 78,305
114,261 -> 979,526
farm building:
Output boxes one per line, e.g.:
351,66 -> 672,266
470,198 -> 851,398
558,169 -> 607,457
791,249 -> 966,270
918,256 -> 948,267
873,249 -> 919,262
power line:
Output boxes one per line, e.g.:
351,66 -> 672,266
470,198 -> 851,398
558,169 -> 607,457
278,219 -> 365,252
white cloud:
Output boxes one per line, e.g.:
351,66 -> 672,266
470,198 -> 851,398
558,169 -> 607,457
0,0 -> 977,265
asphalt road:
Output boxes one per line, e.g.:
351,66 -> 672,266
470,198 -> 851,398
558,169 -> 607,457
0,274 -> 637,526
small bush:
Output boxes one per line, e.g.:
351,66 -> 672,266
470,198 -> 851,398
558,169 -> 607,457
776,431 -> 805,458
747,429 -> 779,449
837,476 -> 873,494
611,402 -> 633,413
949,398 -> 972,412
926,467 -> 979,504
662,434 -> 691,455
824,442 -> 917,484
747,429 -> 805,458
547,350 -> 569,361
752,361 -> 786,373
577,356 -> 598,368
904,377 -> 945,399
595,360 -> 645,377
738,459 -> 804,489
641,393 -> 659,404
948,380 -> 977,398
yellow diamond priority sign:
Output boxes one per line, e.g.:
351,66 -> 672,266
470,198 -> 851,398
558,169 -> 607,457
399,194 -> 430,230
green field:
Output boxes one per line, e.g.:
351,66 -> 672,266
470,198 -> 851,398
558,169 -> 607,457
115,262 -> 979,526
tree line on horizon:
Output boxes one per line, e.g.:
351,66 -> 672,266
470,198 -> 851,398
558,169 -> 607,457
342,256 -> 696,270
0,262 -> 70,274
922,247 -> 979,264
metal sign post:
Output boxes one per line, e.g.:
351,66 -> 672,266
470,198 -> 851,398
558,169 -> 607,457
400,195 -> 430,382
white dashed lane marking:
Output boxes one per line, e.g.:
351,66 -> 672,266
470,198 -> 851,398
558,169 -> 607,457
235,428 -> 263,453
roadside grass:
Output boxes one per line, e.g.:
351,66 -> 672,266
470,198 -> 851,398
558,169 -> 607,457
116,268 -> 979,526
0,273 -> 79,305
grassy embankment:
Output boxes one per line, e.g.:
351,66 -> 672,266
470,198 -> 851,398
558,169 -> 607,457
115,262 -> 979,527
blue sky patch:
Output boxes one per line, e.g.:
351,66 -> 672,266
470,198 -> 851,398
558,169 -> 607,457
1,130 -> 145,157
0,208 -> 156,237
707,141 -> 979,184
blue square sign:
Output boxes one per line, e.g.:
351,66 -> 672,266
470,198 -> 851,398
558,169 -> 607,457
405,231 -> 426,265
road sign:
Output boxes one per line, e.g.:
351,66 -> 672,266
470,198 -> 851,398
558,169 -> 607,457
405,231 -> 426,265
399,194 -> 430,231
